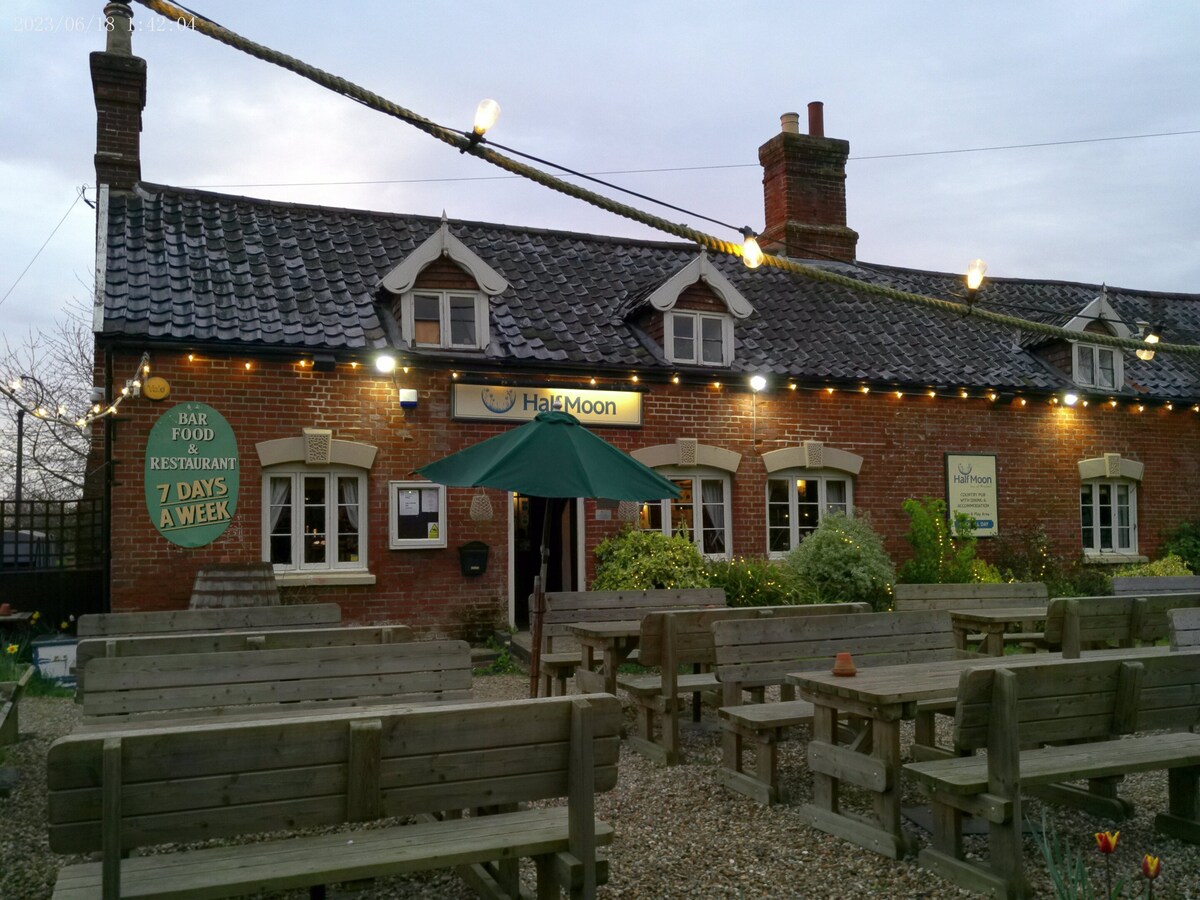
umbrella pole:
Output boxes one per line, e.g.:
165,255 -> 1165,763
528,498 -> 555,698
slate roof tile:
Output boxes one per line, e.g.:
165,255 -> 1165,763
100,184 -> 1200,399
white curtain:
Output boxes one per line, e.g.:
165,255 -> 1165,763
269,477 -> 291,531
338,477 -> 359,533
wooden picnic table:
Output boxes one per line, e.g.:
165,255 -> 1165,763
569,620 -> 642,695
787,644 -> 1177,859
948,605 -> 1048,655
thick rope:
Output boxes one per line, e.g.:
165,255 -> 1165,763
132,0 -> 1200,359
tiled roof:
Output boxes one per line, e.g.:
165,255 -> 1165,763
99,184 -> 1200,399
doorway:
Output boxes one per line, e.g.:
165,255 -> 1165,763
511,494 -> 579,628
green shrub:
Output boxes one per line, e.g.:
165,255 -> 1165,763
705,556 -> 803,607
991,524 -> 1113,597
783,512 -> 895,610
1113,553 -> 1194,578
1163,520 -> 1200,574
898,496 -> 992,584
591,527 -> 710,590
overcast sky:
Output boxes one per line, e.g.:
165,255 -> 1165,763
2,1 -> 1198,340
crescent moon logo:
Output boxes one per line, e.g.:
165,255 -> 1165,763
957,463 -> 973,477
480,387 -> 516,413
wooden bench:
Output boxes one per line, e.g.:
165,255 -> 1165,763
47,693 -> 621,899
1044,592 -> 1200,657
906,653 -> 1200,898
74,623 -> 413,699
712,610 -> 960,804
188,561 -> 280,608
617,602 -> 870,765
78,640 -> 471,726
1170,606 -> 1200,650
0,664 -> 33,747
1113,574 -> 1200,595
76,602 -> 341,638
536,588 -> 726,696
893,582 -> 1049,650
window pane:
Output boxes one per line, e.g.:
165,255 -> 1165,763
413,294 -> 441,345
1116,483 -> 1132,550
1098,349 -> 1116,388
825,479 -> 848,514
699,478 -> 726,555
269,476 -> 293,565
796,478 -> 819,538
672,315 -> 695,362
671,479 -> 694,540
1076,345 -> 1094,384
448,296 -> 476,346
1080,484 -> 1094,550
1098,483 -> 1113,551
337,476 -> 360,563
700,317 -> 724,365
304,476 -> 327,564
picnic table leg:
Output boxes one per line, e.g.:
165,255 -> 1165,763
953,625 -> 968,653
871,716 -> 911,856
984,626 -> 1004,657
811,704 -> 839,813
1156,765 -> 1200,843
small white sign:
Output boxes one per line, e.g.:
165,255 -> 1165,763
945,453 -> 999,537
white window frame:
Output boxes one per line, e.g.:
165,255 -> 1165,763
640,466 -> 732,559
263,467 -> 368,573
402,290 -> 489,350
665,310 -> 733,366
765,471 -> 854,558
1073,342 -> 1122,390
388,481 -> 448,549
1080,479 -> 1137,556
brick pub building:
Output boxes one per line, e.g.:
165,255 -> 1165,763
89,6 -> 1200,634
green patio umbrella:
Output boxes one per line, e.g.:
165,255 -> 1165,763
416,410 -> 681,695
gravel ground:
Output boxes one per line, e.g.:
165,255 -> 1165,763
3,677 -> 1199,899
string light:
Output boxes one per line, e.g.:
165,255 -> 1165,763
960,389 -> 969,399
826,387 -> 835,395
789,383 -> 796,391
671,374 -> 680,385
894,390 -> 903,399
589,377 -> 597,385
188,353 -> 195,362
630,374 -> 639,383
1,351 -> 150,431
988,392 -> 998,402
244,361 -> 252,371
860,386 -> 870,394
1136,404 -> 1145,413
927,389 -> 936,398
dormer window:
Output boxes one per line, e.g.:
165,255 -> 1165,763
668,311 -> 731,366
1074,343 -> 1121,390
410,291 -> 487,349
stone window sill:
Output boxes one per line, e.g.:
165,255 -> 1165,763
273,570 -> 376,587
1082,554 -> 1147,566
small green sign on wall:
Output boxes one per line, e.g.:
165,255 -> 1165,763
144,402 -> 239,548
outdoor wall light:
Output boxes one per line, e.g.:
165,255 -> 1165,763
375,354 -> 397,374
1064,392 -> 1080,406
740,228 -> 765,269
749,375 -> 767,392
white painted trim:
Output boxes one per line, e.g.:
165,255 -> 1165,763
507,491 -> 516,628
93,185 -> 109,333
664,310 -> 734,366
646,252 -> 754,319
1071,342 -> 1124,391
400,290 -> 491,351
1063,291 -> 1133,339
575,500 -> 587,591
381,220 -> 508,296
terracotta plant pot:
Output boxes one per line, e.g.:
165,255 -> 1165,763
832,651 -> 857,676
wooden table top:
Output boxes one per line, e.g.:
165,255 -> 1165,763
789,645 -> 1177,706
0,610 -> 35,627
949,606 -> 1048,626
566,620 -> 642,640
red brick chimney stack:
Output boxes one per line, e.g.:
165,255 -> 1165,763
758,102 -> 858,262
90,2 -> 146,193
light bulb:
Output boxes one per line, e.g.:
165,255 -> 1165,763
473,99 -> 501,136
965,259 -> 988,292
375,354 -> 397,374
1064,392 -> 1079,406
741,233 -> 764,269
749,375 -> 767,392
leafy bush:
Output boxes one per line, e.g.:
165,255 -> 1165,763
783,512 -> 895,610
991,524 -> 1113,597
591,527 -> 710,590
1162,520 -> 1200,574
1113,553 -> 1194,578
705,556 -> 804,607
898,496 -> 998,584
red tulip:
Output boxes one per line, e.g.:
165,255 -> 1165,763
1095,830 -> 1119,854
1142,854 -> 1161,879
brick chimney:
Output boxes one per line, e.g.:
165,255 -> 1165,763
758,102 -> 858,262
90,2 -> 145,193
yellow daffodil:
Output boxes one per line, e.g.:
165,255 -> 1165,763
5,644 -> 17,655
30,611 -> 40,623
1095,830 -> 1119,854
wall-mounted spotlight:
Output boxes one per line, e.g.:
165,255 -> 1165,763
375,354 -> 397,374
749,375 -> 767,393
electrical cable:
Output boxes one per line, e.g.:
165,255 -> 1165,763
0,188 -> 86,310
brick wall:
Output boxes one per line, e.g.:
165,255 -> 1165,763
98,348 -> 1200,630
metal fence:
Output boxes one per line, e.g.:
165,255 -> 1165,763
0,498 -> 106,622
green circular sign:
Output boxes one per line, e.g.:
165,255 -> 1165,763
144,402 -> 239,547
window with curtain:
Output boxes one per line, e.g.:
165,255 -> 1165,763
1073,343 -> 1121,390
1080,479 -> 1137,555
766,472 -> 853,556
264,468 -> 367,571
665,311 -> 731,366
639,470 -> 731,558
